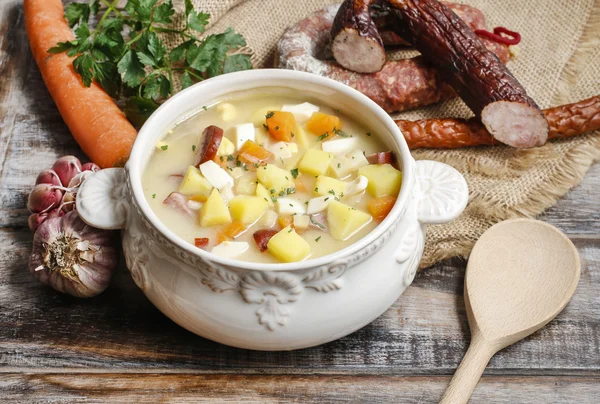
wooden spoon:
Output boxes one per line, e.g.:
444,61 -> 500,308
440,219 -> 580,404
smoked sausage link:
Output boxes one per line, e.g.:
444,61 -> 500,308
398,96 -> 600,149
195,125 -> 224,167
280,4 -> 509,114
388,0 -> 548,148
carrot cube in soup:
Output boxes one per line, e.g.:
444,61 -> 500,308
238,140 -> 272,165
368,196 -> 397,222
306,112 -> 342,137
266,111 -> 296,142
278,215 -> 294,229
216,220 -> 246,244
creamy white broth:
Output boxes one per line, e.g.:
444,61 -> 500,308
142,91 -> 400,263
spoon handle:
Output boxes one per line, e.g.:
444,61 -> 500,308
440,334 -> 495,404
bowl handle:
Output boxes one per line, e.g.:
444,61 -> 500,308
413,160 -> 469,225
395,161 -> 468,283
75,168 -> 129,230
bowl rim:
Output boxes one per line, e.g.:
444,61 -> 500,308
127,69 -> 414,272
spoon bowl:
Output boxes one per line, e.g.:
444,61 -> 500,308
441,219 -> 580,403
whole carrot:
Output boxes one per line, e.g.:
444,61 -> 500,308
24,0 -> 137,168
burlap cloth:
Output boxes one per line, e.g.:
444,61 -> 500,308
179,0 -> 600,268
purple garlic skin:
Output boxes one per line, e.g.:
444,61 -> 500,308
52,155 -> 82,187
29,211 -> 118,298
27,183 -> 64,214
28,208 -> 64,232
36,169 -> 62,186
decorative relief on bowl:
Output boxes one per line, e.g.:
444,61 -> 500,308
123,191 -> 407,330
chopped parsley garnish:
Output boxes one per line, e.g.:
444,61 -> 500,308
263,123 -> 269,130
287,228 -> 293,233
286,187 -> 296,195
314,187 -> 319,193
333,128 -> 349,137
226,154 -> 235,161
202,106 -> 208,111
278,190 -> 285,197
328,189 -> 335,195
235,160 -> 242,167
310,216 -> 326,229
220,156 -> 225,162
315,236 -> 321,242
270,195 -> 277,203
264,197 -> 269,202
265,111 -> 274,119
152,194 -> 156,199
290,168 -> 299,179
160,145 -> 168,151
288,203 -> 293,207
316,133 -> 328,141
337,163 -> 341,168
366,132 -> 372,137
291,132 -> 295,138
192,145 -> 196,151
275,126 -> 279,130
270,189 -> 276,194
253,163 -> 259,168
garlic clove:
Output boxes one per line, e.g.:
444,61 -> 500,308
52,156 -> 82,187
27,183 -> 64,214
35,169 -> 62,186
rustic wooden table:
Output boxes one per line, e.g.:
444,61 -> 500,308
1,1 -> 599,402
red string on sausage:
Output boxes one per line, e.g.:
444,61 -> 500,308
475,27 -> 521,45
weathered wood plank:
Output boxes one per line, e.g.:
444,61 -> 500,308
1,374 -> 599,403
1,229 -> 598,374
540,163 -> 600,235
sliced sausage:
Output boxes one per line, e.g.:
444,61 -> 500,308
388,0 -> 547,147
278,4 -> 510,114
253,229 -> 278,252
195,125 -> 223,167
398,96 -> 600,149
194,238 -> 210,248
366,151 -> 395,165
163,192 -> 194,217
331,0 -> 386,73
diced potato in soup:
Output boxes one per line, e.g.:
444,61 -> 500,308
142,92 -> 402,263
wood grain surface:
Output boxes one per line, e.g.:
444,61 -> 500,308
0,0 -> 599,402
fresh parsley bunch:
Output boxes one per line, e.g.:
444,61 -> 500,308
50,0 -> 252,125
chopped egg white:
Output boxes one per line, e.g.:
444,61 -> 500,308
306,196 -> 332,215
276,198 -> 307,215
345,175 -> 369,196
199,160 -> 234,190
281,102 -> 320,122
321,137 -> 358,155
211,241 -> 249,258
233,123 -> 256,149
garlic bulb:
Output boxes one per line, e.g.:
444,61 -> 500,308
29,210 -> 118,298
27,156 -> 100,232
27,156 -> 115,298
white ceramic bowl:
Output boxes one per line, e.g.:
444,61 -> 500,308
76,69 -> 468,350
